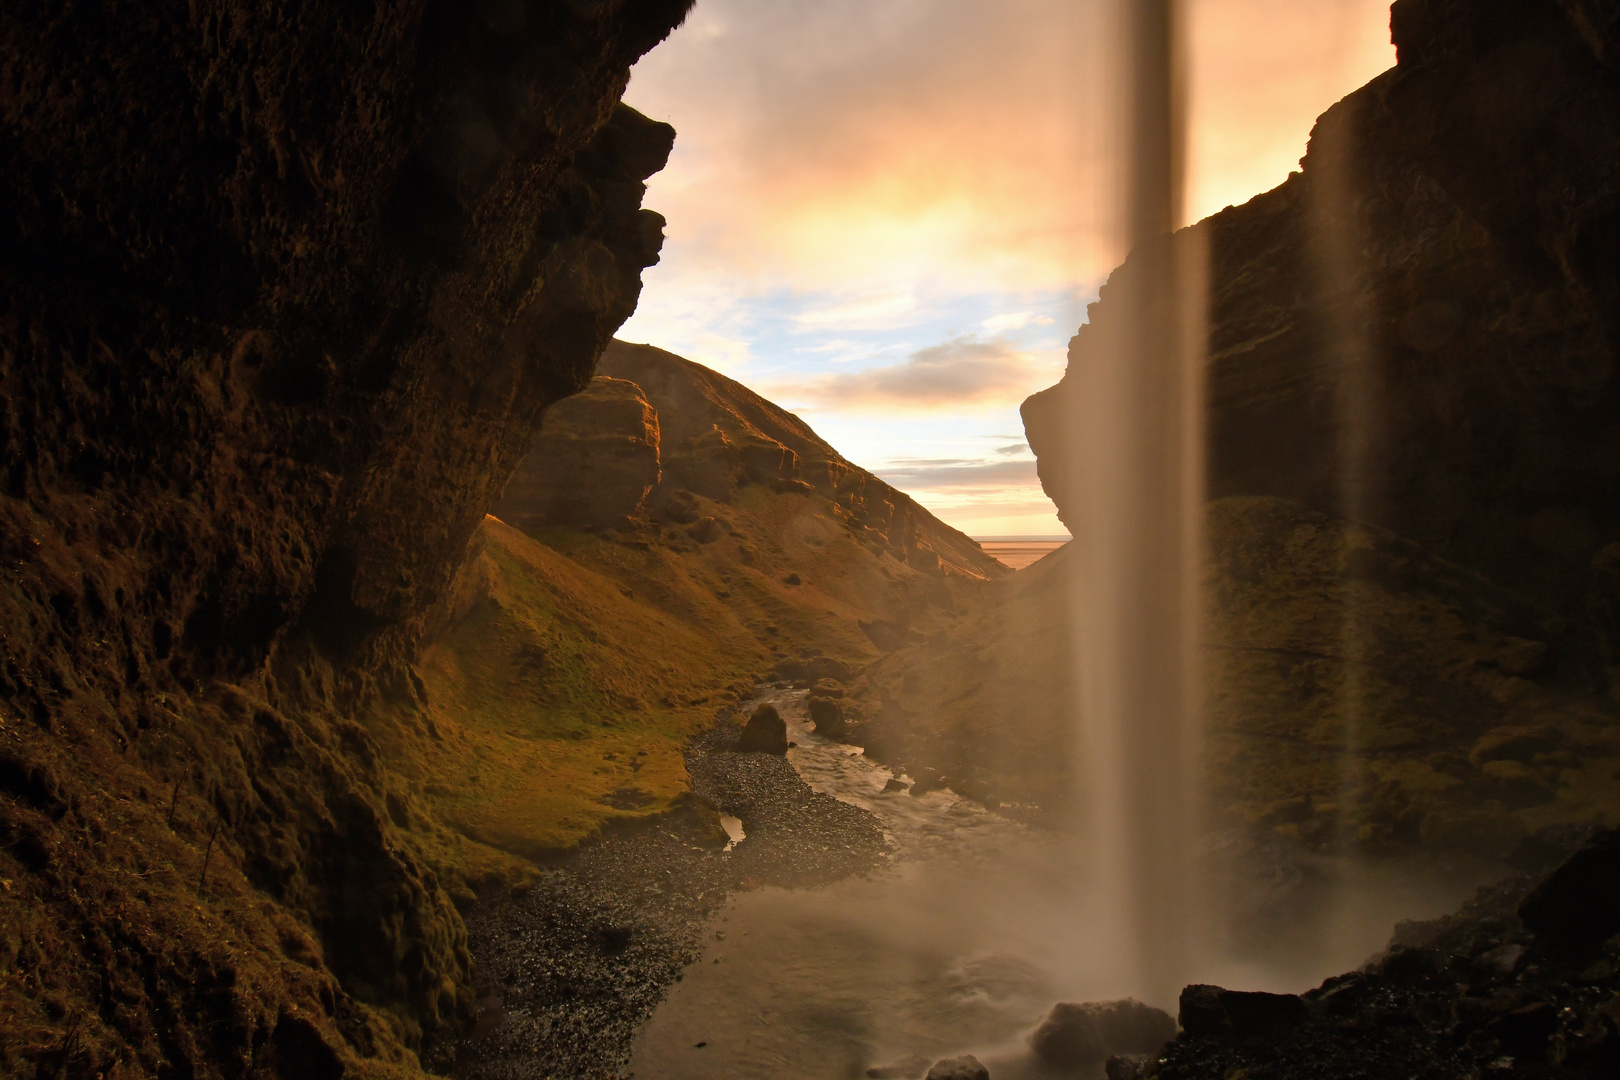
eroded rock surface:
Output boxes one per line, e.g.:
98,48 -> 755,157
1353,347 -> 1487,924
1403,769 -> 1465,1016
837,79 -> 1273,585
492,376 -> 662,532
1023,0 -> 1620,624
0,0 -> 691,1072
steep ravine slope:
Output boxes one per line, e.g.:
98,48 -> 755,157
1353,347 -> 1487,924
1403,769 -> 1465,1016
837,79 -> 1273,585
0,2 -> 691,1075
407,342 -> 1005,861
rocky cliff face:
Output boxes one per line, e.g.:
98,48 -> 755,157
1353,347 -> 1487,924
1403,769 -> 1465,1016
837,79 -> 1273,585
492,376 -> 662,532
1023,0 -> 1620,634
599,341 -> 1002,579
0,1 -> 690,1074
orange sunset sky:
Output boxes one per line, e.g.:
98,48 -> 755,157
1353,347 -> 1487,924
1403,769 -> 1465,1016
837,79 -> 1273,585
619,0 -> 1396,538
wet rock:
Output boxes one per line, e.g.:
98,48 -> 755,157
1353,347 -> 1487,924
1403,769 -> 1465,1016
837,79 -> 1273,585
1105,1055 -> 1151,1080
1179,984 -> 1307,1040
808,697 -> 846,738
882,778 -> 909,793
810,678 -> 845,698
925,1054 -> 988,1080
736,704 -> 788,755
1032,999 -> 1177,1065
1518,827 -> 1620,957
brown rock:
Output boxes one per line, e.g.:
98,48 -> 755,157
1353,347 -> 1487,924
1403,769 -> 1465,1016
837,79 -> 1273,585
808,697 -> 846,738
736,704 -> 788,755
492,377 -> 661,532
925,1056 -> 988,1080
1031,999 -> 1177,1065
810,678 -> 845,698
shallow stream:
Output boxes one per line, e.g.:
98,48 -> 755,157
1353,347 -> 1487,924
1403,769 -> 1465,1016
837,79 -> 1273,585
628,689 -> 1482,1079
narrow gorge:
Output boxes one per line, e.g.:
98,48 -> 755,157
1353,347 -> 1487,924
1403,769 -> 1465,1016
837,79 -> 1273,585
4,1 -> 1620,1079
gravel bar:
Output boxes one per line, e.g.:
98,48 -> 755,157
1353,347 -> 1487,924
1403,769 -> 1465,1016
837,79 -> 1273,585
454,712 -> 890,1079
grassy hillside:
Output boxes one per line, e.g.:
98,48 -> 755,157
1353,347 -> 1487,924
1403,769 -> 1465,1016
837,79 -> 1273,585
382,345 -> 1005,876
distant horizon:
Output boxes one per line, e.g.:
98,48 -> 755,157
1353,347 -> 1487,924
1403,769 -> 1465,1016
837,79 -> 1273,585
972,535 -> 1071,543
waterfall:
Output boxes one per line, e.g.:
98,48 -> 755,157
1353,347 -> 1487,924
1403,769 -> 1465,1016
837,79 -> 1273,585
1063,0 -> 1208,1008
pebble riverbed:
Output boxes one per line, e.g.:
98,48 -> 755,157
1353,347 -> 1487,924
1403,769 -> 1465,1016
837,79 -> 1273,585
454,688 -> 890,1079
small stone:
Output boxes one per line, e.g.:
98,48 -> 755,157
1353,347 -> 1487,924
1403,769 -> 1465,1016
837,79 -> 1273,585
783,572 -> 802,586
925,1055 -> 988,1080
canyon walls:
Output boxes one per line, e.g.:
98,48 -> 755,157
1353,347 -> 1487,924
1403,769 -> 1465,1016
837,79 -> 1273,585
1024,0 -> 1620,637
0,0 -> 691,1073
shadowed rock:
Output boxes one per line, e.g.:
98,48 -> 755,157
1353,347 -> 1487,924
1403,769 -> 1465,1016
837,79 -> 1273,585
808,696 -> 846,738
492,376 -> 661,532
1179,985 -> 1307,1040
1032,999 -> 1178,1066
736,704 -> 788,755
1518,827 -> 1620,957
925,1055 -> 989,1080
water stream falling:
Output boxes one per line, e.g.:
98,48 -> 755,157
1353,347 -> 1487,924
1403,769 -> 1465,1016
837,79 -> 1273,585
1058,0 -> 1207,1006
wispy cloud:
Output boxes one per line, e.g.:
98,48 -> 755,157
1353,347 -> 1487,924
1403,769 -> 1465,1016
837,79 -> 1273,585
762,336 -> 1063,412
981,311 -> 1056,332
876,457 -> 1041,489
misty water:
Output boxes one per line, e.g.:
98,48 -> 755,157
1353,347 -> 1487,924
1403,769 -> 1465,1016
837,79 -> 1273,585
627,690 -> 1481,1079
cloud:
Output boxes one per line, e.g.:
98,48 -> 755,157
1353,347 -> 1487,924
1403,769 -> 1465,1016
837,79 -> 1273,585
762,337 -> 1063,412
981,312 -> 1056,332
995,443 -> 1031,456
791,292 -> 922,331
626,0 -> 1394,297
876,457 -> 1041,489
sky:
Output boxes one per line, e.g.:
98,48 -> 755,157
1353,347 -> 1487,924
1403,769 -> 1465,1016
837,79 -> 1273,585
618,0 -> 1396,539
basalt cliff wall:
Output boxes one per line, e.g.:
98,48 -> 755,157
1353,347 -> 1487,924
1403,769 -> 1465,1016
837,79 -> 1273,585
1024,0 -> 1620,639
0,1 -> 691,1075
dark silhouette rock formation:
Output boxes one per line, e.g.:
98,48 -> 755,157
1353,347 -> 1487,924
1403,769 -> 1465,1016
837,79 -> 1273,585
492,375 -> 662,532
1023,0 -> 1620,628
0,0 -> 691,1072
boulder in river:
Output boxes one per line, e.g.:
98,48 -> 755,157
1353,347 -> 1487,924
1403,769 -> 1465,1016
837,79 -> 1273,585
1517,826 -> 1620,958
1031,999 -> 1177,1066
736,704 -> 788,754
809,696 -> 846,738
925,1055 -> 988,1080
